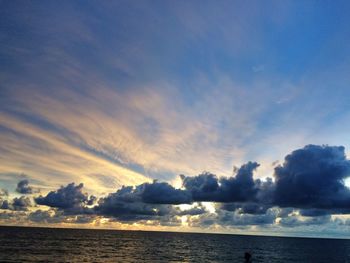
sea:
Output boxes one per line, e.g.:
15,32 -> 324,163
0,226 -> 349,262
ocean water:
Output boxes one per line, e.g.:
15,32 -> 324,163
0,226 -> 349,262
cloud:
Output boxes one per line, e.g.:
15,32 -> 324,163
0,185 -> 32,211
273,145 -> 350,210
0,196 -> 32,211
0,111 -> 150,194
28,209 -> 63,224
0,211 -> 27,225
28,209 -> 96,224
218,209 -> 277,226
35,183 -> 94,211
87,195 -> 97,206
95,181 -> 192,206
16,179 -> 33,194
189,208 -> 278,228
180,172 -> 219,201
12,196 -> 32,211
177,205 -> 207,216
141,181 -> 192,204
299,209 -> 332,217
93,185 -> 177,221
181,162 -> 260,202
278,215 -> 332,227
0,200 -> 10,210
220,202 -> 270,215
0,189 -> 8,197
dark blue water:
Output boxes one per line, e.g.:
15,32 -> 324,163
0,226 -> 350,262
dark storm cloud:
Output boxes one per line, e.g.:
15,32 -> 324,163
273,145 -> 350,210
16,179 -> 33,194
35,183 -> 92,209
181,162 -> 260,202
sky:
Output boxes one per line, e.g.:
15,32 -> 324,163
1,0 -> 350,238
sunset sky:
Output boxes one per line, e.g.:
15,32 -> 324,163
1,0 -> 350,238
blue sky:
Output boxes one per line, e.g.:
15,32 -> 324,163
1,0 -> 350,237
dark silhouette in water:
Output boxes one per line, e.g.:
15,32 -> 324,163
244,252 -> 252,262
1,226 -> 350,262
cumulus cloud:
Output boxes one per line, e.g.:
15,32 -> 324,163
16,179 -> 34,194
12,196 -> 32,211
219,145 -> 350,218
0,196 -> 32,211
180,172 -> 219,201
93,185 -> 176,221
35,183 -> 94,212
0,200 -> 11,210
181,162 -> 260,202
273,145 -> 350,210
